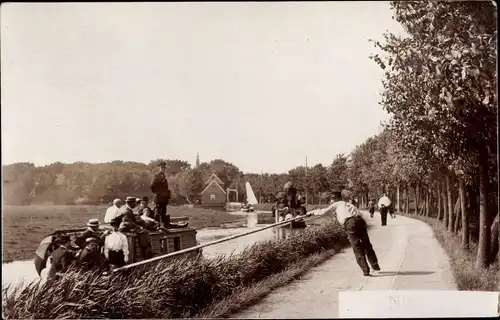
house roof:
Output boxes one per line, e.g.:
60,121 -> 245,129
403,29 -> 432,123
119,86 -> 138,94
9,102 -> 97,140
200,179 -> 227,195
205,173 -> 223,185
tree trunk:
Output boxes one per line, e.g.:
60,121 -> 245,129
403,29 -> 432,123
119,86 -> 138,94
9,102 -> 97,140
475,156 -> 491,270
425,188 -> 430,217
453,197 -> 460,234
442,180 -> 449,228
437,181 -> 442,221
414,185 -> 419,215
490,213 -> 498,264
446,175 -> 454,232
397,184 -> 400,214
405,184 -> 410,215
459,179 -> 469,250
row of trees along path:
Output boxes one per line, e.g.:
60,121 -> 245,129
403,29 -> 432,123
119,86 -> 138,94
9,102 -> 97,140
364,1 -> 498,270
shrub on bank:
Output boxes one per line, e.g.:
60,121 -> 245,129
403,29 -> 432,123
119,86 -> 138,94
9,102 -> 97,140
405,214 -> 499,292
3,222 -> 348,319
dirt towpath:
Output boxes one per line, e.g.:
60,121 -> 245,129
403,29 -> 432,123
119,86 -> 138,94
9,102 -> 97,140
234,211 -> 457,318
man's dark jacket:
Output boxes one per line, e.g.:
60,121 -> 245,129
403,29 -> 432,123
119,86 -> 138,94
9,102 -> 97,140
150,171 -> 171,204
48,246 -> 74,278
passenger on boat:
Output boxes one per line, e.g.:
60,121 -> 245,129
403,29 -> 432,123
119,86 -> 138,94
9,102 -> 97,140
117,197 -> 154,259
103,218 -> 129,268
284,182 -> 299,211
48,235 -> 80,279
137,196 -> 155,219
78,237 -> 105,270
75,219 -> 110,249
117,197 -> 147,231
133,197 -> 143,215
136,197 -> 162,231
104,198 -> 123,223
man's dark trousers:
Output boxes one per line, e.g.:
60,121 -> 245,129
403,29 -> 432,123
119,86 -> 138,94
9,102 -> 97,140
344,216 -> 379,274
154,201 -> 170,228
381,212 -> 388,226
380,207 -> 389,226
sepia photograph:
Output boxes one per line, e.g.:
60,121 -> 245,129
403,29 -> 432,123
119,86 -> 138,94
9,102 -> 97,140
1,1 -> 499,318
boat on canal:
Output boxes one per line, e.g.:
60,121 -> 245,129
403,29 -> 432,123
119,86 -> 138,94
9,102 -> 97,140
34,216 -> 200,276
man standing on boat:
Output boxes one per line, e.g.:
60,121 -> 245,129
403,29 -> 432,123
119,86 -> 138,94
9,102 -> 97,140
307,191 -> 380,276
150,161 -> 171,229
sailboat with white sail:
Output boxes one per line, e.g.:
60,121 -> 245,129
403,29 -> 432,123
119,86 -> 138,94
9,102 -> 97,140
242,181 -> 258,212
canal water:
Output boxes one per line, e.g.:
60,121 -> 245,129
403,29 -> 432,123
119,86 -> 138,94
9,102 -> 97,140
2,211 -> 300,295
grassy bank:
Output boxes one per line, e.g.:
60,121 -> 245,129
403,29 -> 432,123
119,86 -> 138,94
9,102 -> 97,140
404,214 -> 499,291
196,247 -> 341,318
3,205 -> 242,262
3,221 -> 348,319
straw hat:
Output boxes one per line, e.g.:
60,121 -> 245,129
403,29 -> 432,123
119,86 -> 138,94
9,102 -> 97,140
87,219 -> 99,227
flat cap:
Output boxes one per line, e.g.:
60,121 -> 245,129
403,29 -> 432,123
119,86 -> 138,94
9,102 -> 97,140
158,161 -> 167,167
125,196 -> 136,202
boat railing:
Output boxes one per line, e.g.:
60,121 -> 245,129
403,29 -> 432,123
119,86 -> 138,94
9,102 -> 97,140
112,211 -> 324,273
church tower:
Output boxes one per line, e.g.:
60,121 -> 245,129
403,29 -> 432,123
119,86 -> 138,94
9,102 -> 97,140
196,152 -> 200,167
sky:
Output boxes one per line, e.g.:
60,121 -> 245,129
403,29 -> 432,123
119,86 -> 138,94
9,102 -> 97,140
1,2 -> 404,174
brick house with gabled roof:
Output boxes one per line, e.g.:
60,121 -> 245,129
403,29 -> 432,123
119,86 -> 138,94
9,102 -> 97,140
200,173 -> 227,207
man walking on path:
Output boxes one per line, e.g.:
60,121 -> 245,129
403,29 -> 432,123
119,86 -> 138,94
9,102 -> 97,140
309,191 -> 380,276
368,199 -> 375,218
378,194 -> 392,226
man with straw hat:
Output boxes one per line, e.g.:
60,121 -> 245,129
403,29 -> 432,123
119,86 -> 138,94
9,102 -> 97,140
307,190 -> 381,276
75,218 -> 110,249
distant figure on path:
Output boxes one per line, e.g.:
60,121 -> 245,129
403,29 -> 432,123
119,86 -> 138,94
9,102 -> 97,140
378,194 -> 392,226
379,204 -> 389,226
150,161 -> 171,229
368,199 -> 375,218
104,218 -> 130,268
308,191 -> 380,276
104,199 -> 123,223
